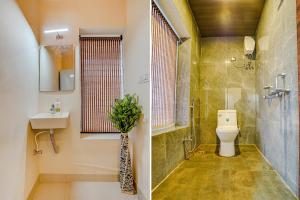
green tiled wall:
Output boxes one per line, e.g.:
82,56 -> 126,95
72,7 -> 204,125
199,37 -> 256,144
152,0 -> 201,189
152,127 -> 190,188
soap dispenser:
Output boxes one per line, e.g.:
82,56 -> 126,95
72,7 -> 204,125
54,97 -> 61,113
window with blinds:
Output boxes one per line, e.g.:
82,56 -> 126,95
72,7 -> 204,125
151,3 -> 179,129
80,36 -> 122,133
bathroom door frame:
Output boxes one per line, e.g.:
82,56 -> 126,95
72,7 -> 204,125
297,0 -> 300,198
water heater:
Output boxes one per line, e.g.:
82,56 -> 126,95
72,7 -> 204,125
244,36 -> 255,55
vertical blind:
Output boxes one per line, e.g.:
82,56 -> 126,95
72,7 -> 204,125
151,3 -> 179,129
80,36 -> 122,133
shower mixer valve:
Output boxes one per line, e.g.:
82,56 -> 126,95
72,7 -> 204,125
263,73 -> 290,99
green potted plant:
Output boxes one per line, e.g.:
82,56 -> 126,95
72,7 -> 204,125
108,94 -> 142,194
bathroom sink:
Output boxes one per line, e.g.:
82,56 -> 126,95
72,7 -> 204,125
30,112 -> 69,129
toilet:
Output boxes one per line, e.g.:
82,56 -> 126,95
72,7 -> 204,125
216,110 -> 239,157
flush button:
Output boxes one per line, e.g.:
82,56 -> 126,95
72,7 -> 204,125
226,118 -> 230,122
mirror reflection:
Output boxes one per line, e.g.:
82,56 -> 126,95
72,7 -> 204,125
39,45 -> 75,92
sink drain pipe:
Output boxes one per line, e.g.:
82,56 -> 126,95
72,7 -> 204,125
49,129 -> 59,153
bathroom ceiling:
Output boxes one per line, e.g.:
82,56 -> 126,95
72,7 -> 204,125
188,0 -> 265,37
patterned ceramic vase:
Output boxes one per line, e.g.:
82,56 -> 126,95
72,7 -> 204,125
120,132 -> 136,194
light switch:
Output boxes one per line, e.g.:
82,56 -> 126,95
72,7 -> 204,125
138,74 -> 149,84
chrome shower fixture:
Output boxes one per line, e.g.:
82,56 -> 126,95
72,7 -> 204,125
183,99 -> 197,160
245,60 -> 254,70
263,73 -> 290,99
275,73 -> 287,89
228,56 -> 255,71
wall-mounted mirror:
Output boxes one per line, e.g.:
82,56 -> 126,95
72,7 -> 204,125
39,45 -> 75,92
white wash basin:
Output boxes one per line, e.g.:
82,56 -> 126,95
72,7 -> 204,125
30,112 -> 69,129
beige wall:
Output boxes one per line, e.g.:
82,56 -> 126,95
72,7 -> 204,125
0,1 -> 40,199
18,1 -> 151,199
124,1 -> 151,199
36,0 -> 126,176
39,0 -> 126,46
10,1 -> 151,199
17,0 -> 40,41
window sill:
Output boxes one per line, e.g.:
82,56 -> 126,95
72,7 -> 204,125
80,133 -> 120,140
152,125 -> 188,136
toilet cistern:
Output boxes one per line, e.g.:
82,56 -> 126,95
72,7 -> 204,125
216,110 -> 239,157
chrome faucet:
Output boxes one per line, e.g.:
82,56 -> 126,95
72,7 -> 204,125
263,72 -> 290,99
275,73 -> 286,90
49,104 -> 55,114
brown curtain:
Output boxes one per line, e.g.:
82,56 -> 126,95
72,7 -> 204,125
151,3 -> 179,129
80,36 -> 122,133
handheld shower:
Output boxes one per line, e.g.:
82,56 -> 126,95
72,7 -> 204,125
183,99 -> 197,159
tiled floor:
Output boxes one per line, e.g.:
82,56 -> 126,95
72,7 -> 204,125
152,145 -> 297,200
29,182 -> 137,200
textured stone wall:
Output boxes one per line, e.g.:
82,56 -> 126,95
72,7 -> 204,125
152,0 -> 201,189
256,0 -> 299,195
297,0 -> 300,197
152,127 -> 190,189
199,37 -> 256,144
173,0 -> 201,146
